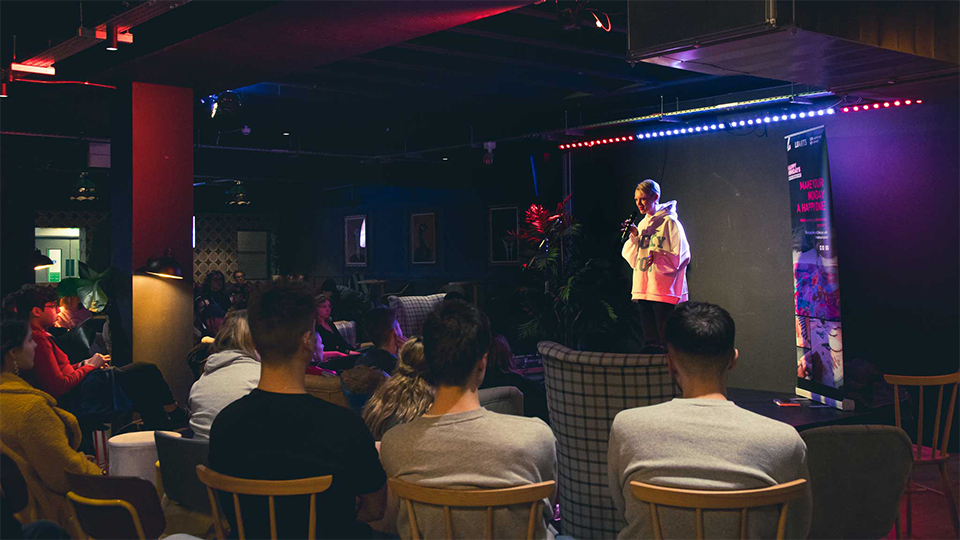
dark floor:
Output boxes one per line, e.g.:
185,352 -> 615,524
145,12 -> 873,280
886,453 -> 960,540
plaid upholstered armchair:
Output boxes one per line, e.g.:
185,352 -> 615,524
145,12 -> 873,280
386,293 -> 446,337
537,341 -> 680,539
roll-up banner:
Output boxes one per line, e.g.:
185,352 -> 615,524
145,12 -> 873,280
786,126 -> 853,411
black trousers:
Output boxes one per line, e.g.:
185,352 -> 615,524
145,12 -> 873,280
637,300 -> 676,347
113,362 -> 177,430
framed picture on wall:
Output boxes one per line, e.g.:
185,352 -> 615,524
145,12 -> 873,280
345,214 -> 367,267
489,206 -> 519,264
411,212 -> 436,265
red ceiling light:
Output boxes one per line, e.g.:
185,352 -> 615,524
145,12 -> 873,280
0,82 -> 6,98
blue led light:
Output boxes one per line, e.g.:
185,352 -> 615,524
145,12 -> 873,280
799,112 -> 806,118
718,123 -> 726,129
739,121 -> 746,126
747,119 -> 754,125
672,129 -> 679,135
659,131 -> 665,136
781,115 -> 787,121
681,128 -> 687,134
710,124 -> 717,130
772,116 -> 780,122
817,110 -> 825,116
827,108 -> 835,115
763,117 -> 771,123
695,126 -> 701,132
790,114 -> 797,119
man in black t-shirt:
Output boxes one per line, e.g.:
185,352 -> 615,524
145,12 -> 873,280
209,283 -> 386,539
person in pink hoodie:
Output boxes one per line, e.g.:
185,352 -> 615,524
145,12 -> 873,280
622,179 -> 690,350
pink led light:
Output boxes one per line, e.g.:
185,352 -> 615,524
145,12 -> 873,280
853,106 -> 859,111
873,103 -> 880,109
842,107 -> 849,112
916,100 -> 922,104
905,100 -> 912,105
894,101 -> 900,106
883,102 -> 890,107
628,135 -> 634,140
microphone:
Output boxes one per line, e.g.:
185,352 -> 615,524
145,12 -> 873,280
620,211 -> 639,243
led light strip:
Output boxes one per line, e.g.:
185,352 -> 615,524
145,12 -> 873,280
558,100 -> 922,150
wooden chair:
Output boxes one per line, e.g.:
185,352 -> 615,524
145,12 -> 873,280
883,372 -> 960,536
388,478 -> 555,540
195,465 -> 332,540
65,472 -> 166,540
629,479 -> 807,540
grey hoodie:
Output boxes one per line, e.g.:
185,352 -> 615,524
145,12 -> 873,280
188,349 -> 260,440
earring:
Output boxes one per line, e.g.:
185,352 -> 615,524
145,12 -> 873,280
13,359 -> 20,376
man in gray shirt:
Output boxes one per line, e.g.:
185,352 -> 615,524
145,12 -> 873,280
608,302 -> 811,539
381,300 -> 557,539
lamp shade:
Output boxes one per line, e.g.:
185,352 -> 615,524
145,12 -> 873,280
143,252 -> 184,280
33,249 -> 54,270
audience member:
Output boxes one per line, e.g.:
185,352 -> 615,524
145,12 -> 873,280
200,271 -> 231,313
0,320 -> 102,532
208,282 -> 386,539
381,300 -> 556,539
228,270 -> 250,310
358,306 -> 403,373
480,334 -> 550,424
15,285 -> 186,431
339,364 -> 387,415
607,302 -> 811,539
188,310 -> 260,440
52,279 -> 91,330
319,278 -> 372,329
315,296 -> 356,355
362,336 -> 433,440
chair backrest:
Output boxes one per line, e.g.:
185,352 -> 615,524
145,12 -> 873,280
630,479 -> 807,540
0,452 -> 32,516
155,431 -> 211,513
334,320 -> 357,347
387,293 -> 446,338
388,478 -> 555,540
195,465 -> 333,540
478,386 -> 524,416
65,471 -> 166,540
537,340 -> 679,539
304,373 -> 351,409
801,425 -> 913,539
883,372 -> 959,461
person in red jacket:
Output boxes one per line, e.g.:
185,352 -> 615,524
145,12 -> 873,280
15,285 -> 185,430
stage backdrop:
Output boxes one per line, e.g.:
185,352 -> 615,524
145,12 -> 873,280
786,126 -> 845,406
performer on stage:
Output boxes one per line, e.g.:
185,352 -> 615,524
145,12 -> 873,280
622,179 -> 691,350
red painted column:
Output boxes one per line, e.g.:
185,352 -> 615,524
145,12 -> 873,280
112,82 -> 194,404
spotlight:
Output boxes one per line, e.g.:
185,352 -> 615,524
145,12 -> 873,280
106,24 -> 119,51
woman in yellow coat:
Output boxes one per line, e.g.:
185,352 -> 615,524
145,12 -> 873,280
0,319 -> 102,535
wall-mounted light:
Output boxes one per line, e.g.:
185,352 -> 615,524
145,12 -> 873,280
140,250 -> 184,279
69,172 -> 98,201
33,249 -> 54,270
226,180 -> 251,206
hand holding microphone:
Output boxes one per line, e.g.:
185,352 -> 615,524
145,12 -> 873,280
620,211 -> 639,242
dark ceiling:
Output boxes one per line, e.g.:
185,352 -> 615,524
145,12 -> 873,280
0,1 -> 794,163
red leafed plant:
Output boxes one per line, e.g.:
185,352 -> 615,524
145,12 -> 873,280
511,196 -> 617,348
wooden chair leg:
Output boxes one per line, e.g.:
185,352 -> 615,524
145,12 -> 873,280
937,462 -> 960,537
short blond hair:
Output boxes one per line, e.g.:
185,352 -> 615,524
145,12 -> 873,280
210,309 -> 258,358
636,179 -> 661,197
